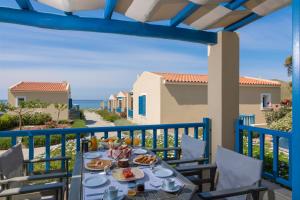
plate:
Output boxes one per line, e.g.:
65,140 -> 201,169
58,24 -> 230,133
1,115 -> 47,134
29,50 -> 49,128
160,184 -> 181,193
132,154 -> 158,166
153,167 -> 173,178
133,148 -> 147,155
84,152 -> 101,159
103,194 -> 125,200
82,175 -> 107,187
85,159 -> 112,171
112,167 -> 144,182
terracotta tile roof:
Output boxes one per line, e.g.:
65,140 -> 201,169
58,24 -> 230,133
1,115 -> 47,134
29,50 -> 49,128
10,82 -> 69,92
153,72 -> 281,86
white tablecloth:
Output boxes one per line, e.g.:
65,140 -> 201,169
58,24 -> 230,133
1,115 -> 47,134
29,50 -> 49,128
82,151 -> 183,200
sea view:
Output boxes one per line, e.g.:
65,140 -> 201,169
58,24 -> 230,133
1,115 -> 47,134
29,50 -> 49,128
1,99 -> 104,110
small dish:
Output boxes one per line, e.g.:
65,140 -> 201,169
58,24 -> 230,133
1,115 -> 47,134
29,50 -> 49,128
103,194 -> 125,200
82,175 -> 107,187
84,152 -> 101,159
133,148 -> 147,155
153,167 -> 173,178
160,184 -> 181,193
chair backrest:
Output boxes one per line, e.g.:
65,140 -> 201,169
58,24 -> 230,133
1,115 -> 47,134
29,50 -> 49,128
215,146 -> 263,200
181,134 -> 206,165
0,143 -> 24,181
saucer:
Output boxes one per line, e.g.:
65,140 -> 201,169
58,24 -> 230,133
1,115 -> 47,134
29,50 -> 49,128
160,184 -> 181,193
103,194 -> 125,200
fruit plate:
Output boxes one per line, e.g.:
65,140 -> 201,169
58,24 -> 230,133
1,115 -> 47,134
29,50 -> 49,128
85,159 -> 112,171
132,154 -> 158,166
112,167 -> 144,182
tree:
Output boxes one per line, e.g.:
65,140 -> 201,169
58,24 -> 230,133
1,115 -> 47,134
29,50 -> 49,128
284,56 -> 292,77
54,103 -> 67,122
7,100 -> 49,130
0,102 -> 8,112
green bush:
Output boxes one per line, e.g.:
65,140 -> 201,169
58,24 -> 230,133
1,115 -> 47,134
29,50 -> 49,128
0,138 -> 12,150
269,111 -> 292,132
79,110 -> 86,120
0,114 -> 18,130
22,112 -> 52,125
96,110 -> 120,122
265,106 -> 291,125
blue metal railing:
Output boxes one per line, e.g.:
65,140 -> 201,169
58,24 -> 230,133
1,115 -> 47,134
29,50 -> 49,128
128,109 -> 133,118
236,119 -> 292,187
239,114 -> 255,125
0,118 -> 210,173
116,107 -> 122,113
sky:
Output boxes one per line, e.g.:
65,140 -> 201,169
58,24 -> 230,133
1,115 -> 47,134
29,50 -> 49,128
0,1 -> 292,100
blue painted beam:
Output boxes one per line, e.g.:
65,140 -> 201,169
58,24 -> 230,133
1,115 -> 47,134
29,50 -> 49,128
15,0 -> 33,10
292,0 -> 300,197
0,7 -> 217,44
104,0 -> 118,19
170,2 -> 200,27
224,0 -> 249,10
224,13 -> 261,31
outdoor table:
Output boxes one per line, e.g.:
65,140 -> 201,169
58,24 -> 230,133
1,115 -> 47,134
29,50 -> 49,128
69,149 -> 200,200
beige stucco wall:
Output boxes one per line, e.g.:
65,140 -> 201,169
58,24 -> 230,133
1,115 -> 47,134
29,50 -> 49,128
132,72 -> 162,124
8,90 -> 70,120
239,86 -> 281,123
131,72 -> 281,125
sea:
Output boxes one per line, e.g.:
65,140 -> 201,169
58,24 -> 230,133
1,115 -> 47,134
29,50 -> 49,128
0,99 -> 103,110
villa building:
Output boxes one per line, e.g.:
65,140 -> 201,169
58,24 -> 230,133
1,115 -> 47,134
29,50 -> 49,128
130,72 -> 281,125
108,94 -> 117,112
8,81 -> 71,120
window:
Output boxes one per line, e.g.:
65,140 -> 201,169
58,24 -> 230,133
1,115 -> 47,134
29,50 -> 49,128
118,99 -> 122,108
138,95 -> 146,116
261,93 -> 271,109
16,96 -> 26,107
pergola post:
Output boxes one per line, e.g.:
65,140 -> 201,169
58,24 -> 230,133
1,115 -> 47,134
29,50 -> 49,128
292,0 -> 300,198
208,31 -> 239,160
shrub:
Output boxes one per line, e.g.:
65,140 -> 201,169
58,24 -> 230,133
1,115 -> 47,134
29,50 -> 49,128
120,111 -> 127,118
0,114 -> 18,130
269,111 -> 292,132
79,110 -> 86,120
22,112 -> 52,126
265,106 -> 291,125
96,110 -> 120,122
0,138 -> 12,150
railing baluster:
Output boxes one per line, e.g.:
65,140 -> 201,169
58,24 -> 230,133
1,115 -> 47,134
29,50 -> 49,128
152,129 -> 157,151
117,131 -> 121,139
203,118 -> 210,161
184,127 -> 188,135
259,133 -> 265,161
248,131 -> 253,157
174,128 -> 179,159
288,137 -> 292,186
235,119 -> 244,154
130,130 -> 134,145
29,134 -> 34,173
91,132 -> 95,137
104,131 -> 108,139
45,134 -> 50,172
11,135 -> 17,146
163,129 -> 168,159
141,129 -> 146,147
76,133 -> 81,152
61,133 -> 66,171
194,127 -> 198,139
273,136 -> 279,179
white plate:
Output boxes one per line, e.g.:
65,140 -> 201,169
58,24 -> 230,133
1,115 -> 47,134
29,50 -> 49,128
160,184 -> 181,193
153,167 -> 173,178
133,148 -> 147,155
103,194 -> 125,200
82,175 -> 107,187
84,152 -> 101,159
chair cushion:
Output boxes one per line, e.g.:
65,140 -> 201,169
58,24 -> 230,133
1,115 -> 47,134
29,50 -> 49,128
0,143 -> 24,188
181,134 -> 206,166
215,146 -> 263,200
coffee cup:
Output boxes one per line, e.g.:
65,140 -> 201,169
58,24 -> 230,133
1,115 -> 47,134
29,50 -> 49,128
107,186 -> 118,200
163,178 -> 175,190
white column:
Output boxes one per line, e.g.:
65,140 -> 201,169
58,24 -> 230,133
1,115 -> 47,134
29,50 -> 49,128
208,31 -> 240,161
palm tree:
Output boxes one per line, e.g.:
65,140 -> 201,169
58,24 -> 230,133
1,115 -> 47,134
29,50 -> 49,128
284,56 -> 292,77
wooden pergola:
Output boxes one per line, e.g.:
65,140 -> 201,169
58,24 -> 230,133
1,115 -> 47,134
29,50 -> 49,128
0,0 -> 298,198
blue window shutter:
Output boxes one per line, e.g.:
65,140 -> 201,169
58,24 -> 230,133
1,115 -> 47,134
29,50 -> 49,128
138,96 -> 142,115
143,95 -> 146,116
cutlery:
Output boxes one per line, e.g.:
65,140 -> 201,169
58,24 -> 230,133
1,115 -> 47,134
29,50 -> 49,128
87,192 -> 104,197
